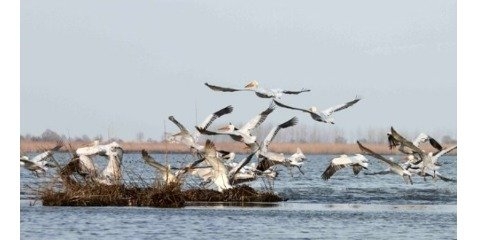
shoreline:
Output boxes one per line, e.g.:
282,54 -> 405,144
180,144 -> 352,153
20,140 -> 457,155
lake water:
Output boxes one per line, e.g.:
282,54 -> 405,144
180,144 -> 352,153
20,152 -> 457,239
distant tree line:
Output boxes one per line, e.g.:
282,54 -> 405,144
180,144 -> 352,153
21,127 -> 457,145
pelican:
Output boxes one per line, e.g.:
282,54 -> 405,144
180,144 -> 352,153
273,96 -> 361,124
387,127 -> 456,176
227,150 -> 257,183
256,149 -> 307,176
197,103 -> 275,150
75,140 -> 103,156
72,142 -> 124,185
77,154 -> 99,179
259,117 -> 298,154
141,149 -> 182,184
387,129 -> 443,156
321,154 -> 369,180
203,139 -> 233,192
96,143 -> 124,185
166,115 -> 204,151
167,105 -> 234,152
20,143 -> 62,176
256,117 -> 305,174
201,139 -> 258,191
195,105 -> 234,131
141,149 -> 207,185
406,145 -> 457,178
205,80 -> 311,99
357,141 -> 413,184
287,148 -> 307,172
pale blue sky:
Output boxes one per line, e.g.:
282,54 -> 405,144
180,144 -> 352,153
20,0 -> 456,141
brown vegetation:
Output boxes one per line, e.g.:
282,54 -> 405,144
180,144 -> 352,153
41,183 -> 186,208
35,156 -> 285,208
40,182 -> 283,208
21,139 -> 457,155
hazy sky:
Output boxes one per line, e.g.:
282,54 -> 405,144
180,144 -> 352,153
20,0 -> 456,141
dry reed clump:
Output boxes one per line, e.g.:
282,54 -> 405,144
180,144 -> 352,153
40,159 -> 186,208
41,183 -> 186,208
40,160 -> 283,207
40,183 -> 283,207
182,185 -> 284,202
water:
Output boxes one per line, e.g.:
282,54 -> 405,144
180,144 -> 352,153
20,152 -> 457,239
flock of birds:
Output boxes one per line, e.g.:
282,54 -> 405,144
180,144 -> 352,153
20,80 -> 457,192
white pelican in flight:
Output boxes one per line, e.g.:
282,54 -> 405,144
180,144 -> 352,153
357,141 -> 413,185
141,149 -> 183,185
20,143 -> 62,176
387,129 -> 443,156
167,105 -> 234,151
205,80 -> 311,99
273,96 -> 361,124
286,148 -> 307,173
259,117 -> 298,154
387,127 -> 456,176
321,154 -> 369,180
197,103 -> 275,150
404,144 -> 457,178
256,117 -> 305,174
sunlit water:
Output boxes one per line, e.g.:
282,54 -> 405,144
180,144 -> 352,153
21,152 -> 457,239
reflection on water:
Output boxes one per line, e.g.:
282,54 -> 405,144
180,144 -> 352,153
20,153 -> 457,239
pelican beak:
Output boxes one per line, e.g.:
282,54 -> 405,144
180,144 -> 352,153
218,125 -> 229,131
244,82 -> 254,88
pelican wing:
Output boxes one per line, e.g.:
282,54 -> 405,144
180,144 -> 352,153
175,157 -> 206,175
357,141 -> 402,169
35,141 -> 63,159
428,137 -> 443,152
195,127 -> 230,136
203,139 -> 219,158
390,127 -> 425,158
31,151 -> 52,163
141,149 -> 168,172
203,140 -> 231,190
196,105 -> 234,130
256,159 -> 276,172
228,151 -> 256,182
20,159 -> 36,168
387,133 -> 400,150
321,96 -> 361,116
321,155 -> 353,180
239,102 -> 275,133
273,99 -> 312,114
168,116 -> 189,133
204,82 -> 248,92
433,145 -> 457,158
260,117 -> 298,152
282,88 -> 311,95
352,165 -> 364,175
321,163 -> 349,180
254,89 -> 276,98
